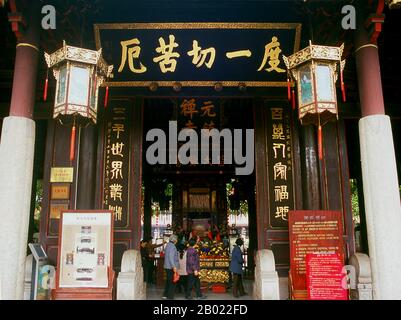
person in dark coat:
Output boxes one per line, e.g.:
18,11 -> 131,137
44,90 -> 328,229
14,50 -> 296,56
186,238 -> 207,300
229,238 -> 246,297
140,240 -> 149,282
163,234 -> 180,299
145,237 -> 165,284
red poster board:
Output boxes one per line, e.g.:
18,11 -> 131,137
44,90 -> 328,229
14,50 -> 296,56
288,210 -> 344,298
306,253 -> 348,300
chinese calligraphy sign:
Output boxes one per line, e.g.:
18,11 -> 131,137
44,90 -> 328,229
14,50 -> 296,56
103,102 -> 131,228
95,23 -> 301,88
266,104 -> 294,228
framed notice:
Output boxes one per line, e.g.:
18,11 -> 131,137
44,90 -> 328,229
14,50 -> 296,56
57,210 -> 114,288
306,253 -> 348,300
50,202 -> 69,219
289,210 -> 344,295
51,184 -> 70,200
50,167 -> 74,183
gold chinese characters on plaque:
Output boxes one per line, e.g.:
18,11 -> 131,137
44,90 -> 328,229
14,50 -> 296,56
102,102 -> 130,228
267,104 -> 294,227
51,184 -> 70,200
50,167 -> 74,183
50,203 -> 69,219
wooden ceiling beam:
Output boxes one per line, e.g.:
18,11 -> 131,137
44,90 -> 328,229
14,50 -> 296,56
7,0 -> 26,40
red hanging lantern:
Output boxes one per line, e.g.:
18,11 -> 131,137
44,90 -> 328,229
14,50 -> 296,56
44,41 -> 113,164
283,42 -> 345,160
283,42 -> 344,126
44,41 -> 113,125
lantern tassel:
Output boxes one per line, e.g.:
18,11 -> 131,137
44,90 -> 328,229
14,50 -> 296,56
43,70 -> 49,101
287,78 -> 291,101
70,124 -> 76,163
340,62 -> 346,102
341,70 -> 346,102
104,86 -> 109,108
341,82 -> 346,103
318,124 -> 323,160
291,89 -> 296,110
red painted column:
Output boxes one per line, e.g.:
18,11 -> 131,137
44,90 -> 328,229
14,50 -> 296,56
9,3 -> 40,119
9,44 -> 39,118
354,20 -> 385,117
354,2 -> 401,299
0,1 -> 40,299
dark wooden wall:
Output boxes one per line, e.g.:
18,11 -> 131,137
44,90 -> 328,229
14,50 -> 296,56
254,99 -> 354,276
39,121 -> 80,265
40,98 -> 144,270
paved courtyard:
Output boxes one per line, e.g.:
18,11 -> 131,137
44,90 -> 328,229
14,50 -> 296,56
146,277 -> 289,300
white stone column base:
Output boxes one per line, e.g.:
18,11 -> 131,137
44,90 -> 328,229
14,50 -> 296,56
117,250 -> 146,300
24,255 -> 33,300
348,253 -> 373,300
252,249 -> 280,300
0,116 -> 35,300
359,115 -> 401,300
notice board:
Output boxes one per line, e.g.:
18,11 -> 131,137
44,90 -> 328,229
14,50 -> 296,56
306,253 -> 348,300
57,210 -> 114,288
289,210 -> 344,295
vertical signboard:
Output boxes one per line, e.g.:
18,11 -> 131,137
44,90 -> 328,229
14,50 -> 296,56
289,210 -> 344,297
103,102 -> 131,228
266,105 -> 294,228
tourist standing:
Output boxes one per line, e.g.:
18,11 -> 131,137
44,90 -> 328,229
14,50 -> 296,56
230,238 -> 247,298
140,239 -> 149,282
186,238 -> 206,300
176,244 -> 190,298
163,234 -> 180,300
146,237 -> 166,284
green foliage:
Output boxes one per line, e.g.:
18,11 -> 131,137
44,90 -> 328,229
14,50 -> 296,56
226,182 -> 248,216
165,183 -> 173,197
350,179 -> 360,223
33,180 -> 43,234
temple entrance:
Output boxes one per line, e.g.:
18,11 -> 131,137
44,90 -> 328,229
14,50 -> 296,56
140,98 -> 257,299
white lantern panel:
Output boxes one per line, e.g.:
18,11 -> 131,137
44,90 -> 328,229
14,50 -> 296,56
57,66 -> 67,105
90,76 -> 97,110
68,66 -> 90,106
316,64 -> 334,102
299,65 -> 313,105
